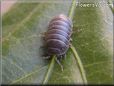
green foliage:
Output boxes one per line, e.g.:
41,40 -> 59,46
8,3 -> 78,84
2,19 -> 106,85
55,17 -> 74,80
2,0 -> 113,84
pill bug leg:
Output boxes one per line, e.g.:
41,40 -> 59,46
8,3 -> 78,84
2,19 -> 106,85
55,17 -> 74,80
69,43 -> 72,47
40,32 -> 47,36
40,45 -> 52,60
40,32 -> 51,59
62,54 -> 66,59
55,57 -> 63,71
70,38 -> 73,42
43,55 -> 51,60
39,32 -> 48,42
42,49 -> 51,60
57,54 -> 66,61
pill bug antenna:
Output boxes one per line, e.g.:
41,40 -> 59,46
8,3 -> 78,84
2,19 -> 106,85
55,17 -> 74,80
55,57 -> 63,71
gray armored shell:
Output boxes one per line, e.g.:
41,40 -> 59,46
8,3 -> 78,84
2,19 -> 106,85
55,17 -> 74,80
45,14 -> 72,56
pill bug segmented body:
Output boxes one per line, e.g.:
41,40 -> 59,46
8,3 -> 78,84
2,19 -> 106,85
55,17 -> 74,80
44,14 -> 73,60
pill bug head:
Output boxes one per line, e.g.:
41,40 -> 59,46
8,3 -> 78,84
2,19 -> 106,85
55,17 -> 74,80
49,14 -> 73,28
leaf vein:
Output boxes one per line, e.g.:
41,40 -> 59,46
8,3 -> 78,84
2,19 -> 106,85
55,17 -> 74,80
11,65 -> 47,84
2,4 -> 40,42
84,61 -> 112,68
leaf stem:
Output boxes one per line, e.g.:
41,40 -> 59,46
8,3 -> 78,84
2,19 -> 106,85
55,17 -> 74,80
42,56 -> 55,84
70,44 -> 87,84
68,0 -> 76,20
108,0 -> 114,13
68,0 -> 87,84
42,0 -> 76,84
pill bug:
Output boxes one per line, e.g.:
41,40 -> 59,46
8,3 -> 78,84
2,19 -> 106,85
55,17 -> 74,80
43,14 -> 73,60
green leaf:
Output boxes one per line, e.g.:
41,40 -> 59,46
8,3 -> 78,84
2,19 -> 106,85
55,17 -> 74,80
2,0 -> 113,84
2,0 -> 83,84
72,0 -> 113,84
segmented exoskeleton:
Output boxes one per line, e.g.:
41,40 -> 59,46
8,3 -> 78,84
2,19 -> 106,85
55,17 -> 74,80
45,14 -> 72,58
43,14 -> 73,70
